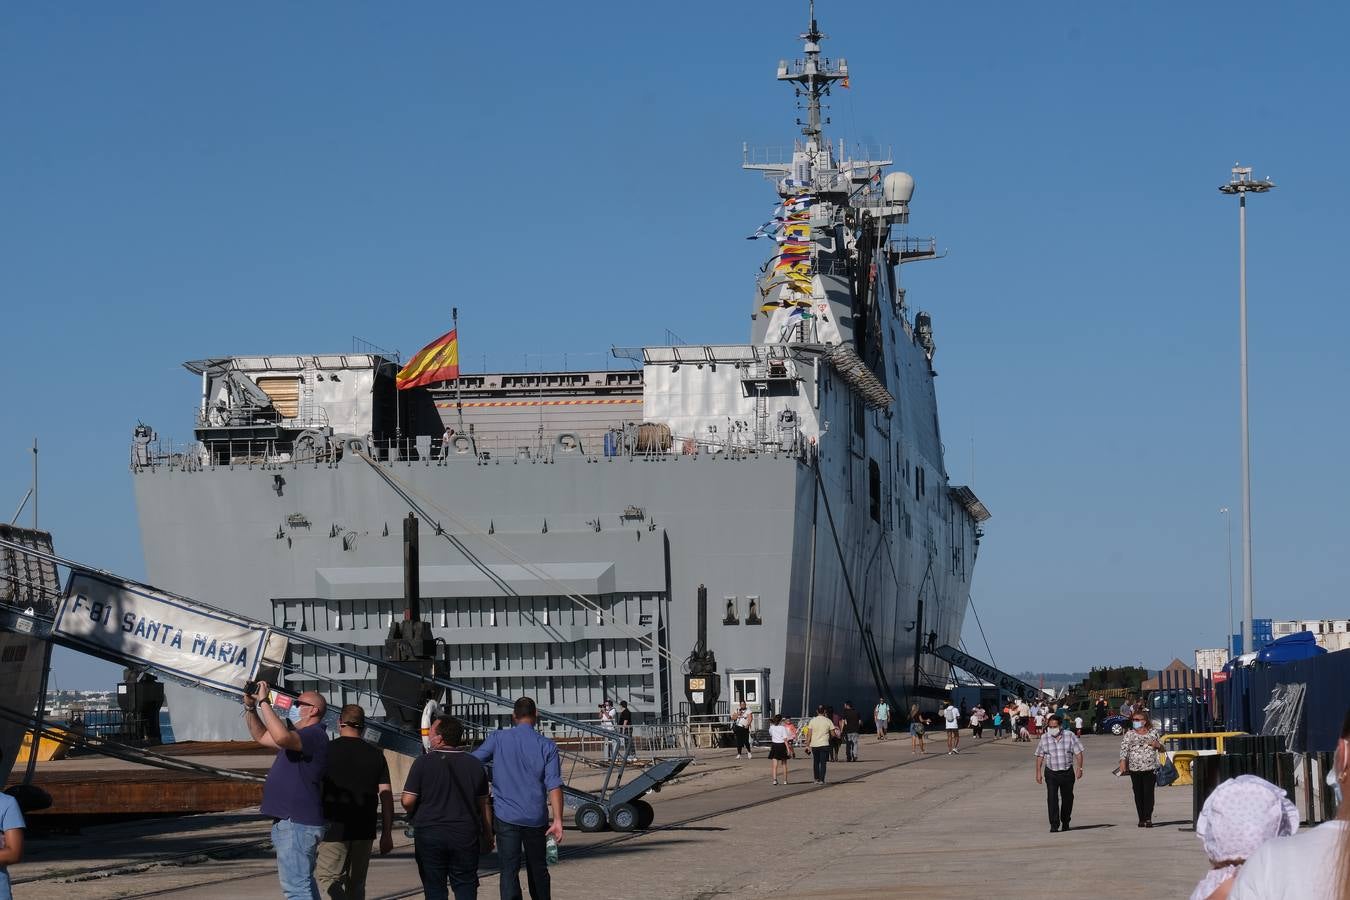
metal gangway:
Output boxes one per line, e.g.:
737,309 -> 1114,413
0,535 -> 691,832
930,644 -> 1044,701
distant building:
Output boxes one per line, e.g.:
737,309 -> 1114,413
1194,648 -> 1228,674
1141,659 -> 1205,692
1272,618 -> 1350,653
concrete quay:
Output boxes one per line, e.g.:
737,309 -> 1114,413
10,733 -> 1209,899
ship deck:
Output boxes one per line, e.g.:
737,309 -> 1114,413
9,734 -> 1210,899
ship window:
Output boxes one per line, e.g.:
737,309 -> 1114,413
746,596 -> 762,625
722,596 -> 739,625
868,459 -> 881,522
255,376 -> 301,418
852,394 -> 865,439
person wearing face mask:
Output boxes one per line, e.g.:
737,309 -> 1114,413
1227,708 -> 1350,900
1116,711 -> 1164,827
1034,713 -> 1085,832
244,682 -> 331,900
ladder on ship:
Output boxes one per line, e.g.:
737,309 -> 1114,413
0,536 -> 692,833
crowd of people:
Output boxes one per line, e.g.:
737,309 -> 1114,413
2,689 -> 1347,900
242,683 -> 563,900
735,698 -> 879,786
732,693 -> 1350,900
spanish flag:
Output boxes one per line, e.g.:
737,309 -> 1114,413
396,329 -> 459,390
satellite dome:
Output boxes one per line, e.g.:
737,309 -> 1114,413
883,171 -> 915,205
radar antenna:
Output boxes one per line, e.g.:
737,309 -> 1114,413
778,0 -> 848,144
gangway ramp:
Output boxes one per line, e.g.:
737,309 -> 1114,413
0,536 -> 692,832
931,644 -> 1043,701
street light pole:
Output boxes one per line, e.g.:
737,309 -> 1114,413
1219,164 -> 1274,655
1220,507 -> 1234,656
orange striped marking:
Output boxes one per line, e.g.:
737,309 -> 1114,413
435,398 -> 643,408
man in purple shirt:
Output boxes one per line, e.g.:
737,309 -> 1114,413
472,697 -> 564,900
244,681 -> 330,900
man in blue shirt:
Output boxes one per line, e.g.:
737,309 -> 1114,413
0,789 -> 26,900
244,682 -> 331,900
472,697 -> 564,900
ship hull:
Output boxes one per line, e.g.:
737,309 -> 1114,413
134,444 -> 969,740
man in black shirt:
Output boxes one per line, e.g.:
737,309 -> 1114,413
841,701 -> 862,762
317,705 -> 393,900
401,716 -> 492,900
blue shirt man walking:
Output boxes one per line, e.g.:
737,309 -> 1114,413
472,697 -> 564,900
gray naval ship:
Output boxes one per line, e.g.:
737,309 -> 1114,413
131,7 -> 990,741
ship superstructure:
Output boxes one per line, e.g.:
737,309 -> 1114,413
130,8 -> 988,740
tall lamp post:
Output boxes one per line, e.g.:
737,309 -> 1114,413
1219,164 -> 1274,655
1219,507 -> 1234,657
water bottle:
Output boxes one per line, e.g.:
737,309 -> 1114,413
545,834 -> 559,864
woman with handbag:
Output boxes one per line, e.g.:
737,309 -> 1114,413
1117,711 -> 1165,827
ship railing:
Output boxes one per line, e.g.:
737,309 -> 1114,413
131,422 -> 820,472
130,435 -> 208,472
194,405 -> 332,431
778,56 -> 848,77
887,237 -> 938,260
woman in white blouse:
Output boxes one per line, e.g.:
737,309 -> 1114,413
1228,708 -> 1350,900
767,714 -> 790,785
1117,712 -> 1165,827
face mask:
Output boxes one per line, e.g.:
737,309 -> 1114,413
287,703 -> 303,723
1047,727 -> 1061,736
1132,721 -> 1145,730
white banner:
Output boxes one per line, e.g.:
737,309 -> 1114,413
55,574 -> 268,693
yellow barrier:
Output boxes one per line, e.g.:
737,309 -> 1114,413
1161,732 -> 1246,754
1158,732 -> 1247,787
1170,750 -> 1199,785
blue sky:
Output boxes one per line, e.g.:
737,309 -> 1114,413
3,2 -> 1347,688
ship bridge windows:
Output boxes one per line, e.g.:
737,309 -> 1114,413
722,596 -> 740,625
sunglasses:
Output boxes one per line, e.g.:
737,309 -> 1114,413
295,700 -> 316,709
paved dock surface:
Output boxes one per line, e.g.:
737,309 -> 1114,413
11,733 -> 1208,898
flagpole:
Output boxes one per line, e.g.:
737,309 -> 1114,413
452,307 -> 465,431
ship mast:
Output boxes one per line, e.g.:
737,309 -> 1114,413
779,0 -> 848,152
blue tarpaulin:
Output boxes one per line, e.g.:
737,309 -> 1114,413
1255,631 -> 1327,665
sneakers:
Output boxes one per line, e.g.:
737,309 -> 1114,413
772,779 -> 778,785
